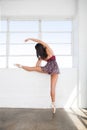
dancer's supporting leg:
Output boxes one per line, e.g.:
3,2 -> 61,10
51,74 -> 58,114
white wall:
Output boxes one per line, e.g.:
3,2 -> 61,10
0,0 -> 76,17
0,69 -> 77,108
78,0 -> 87,108
0,0 -> 87,108
0,2 -> 1,20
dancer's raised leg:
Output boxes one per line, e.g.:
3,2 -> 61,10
15,64 -> 43,73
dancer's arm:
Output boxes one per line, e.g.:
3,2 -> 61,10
25,38 -> 54,55
36,58 -> 42,67
25,38 -> 47,47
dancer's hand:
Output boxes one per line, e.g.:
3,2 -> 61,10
14,64 -> 22,68
24,38 -> 29,42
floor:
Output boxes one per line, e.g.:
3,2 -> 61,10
0,108 -> 87,130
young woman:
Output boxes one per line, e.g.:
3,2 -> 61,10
15,38 -> 60,114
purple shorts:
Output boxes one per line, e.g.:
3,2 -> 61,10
41,56 -> 60,75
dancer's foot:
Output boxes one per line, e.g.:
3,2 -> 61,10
52,103 -> 56,114
14,64 -> 22,68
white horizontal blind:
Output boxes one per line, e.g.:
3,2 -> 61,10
41,21 -> 72,68
0,19 -> 72,68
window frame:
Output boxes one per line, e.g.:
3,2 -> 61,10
0,17 -> 73,68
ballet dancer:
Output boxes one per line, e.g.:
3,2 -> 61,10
15,38 -> 60,113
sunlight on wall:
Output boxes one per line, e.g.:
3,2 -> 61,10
64,85 -> 77,108
78,80 -> 87,107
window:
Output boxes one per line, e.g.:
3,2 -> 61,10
0,19 -> 72,68
0,20 -> 7,68
41,21 -> 72,68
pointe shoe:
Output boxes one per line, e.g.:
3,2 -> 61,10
52,104 -> 56,114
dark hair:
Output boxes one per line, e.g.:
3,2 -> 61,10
35,43 -> 48,59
